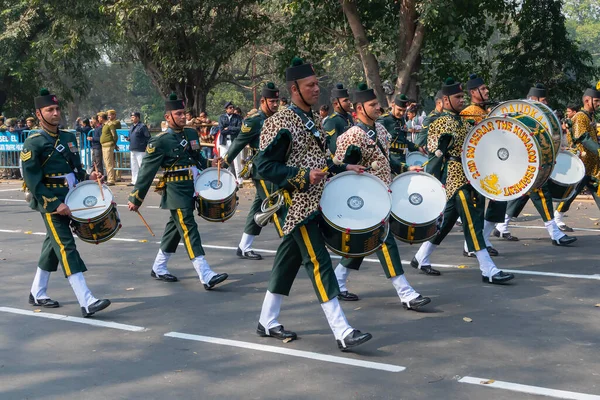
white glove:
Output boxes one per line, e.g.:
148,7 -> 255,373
190,166 -> 200,181
65,173 -> 77,189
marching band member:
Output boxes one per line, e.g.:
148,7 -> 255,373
127,94 -> 228,289
332,83 -> 431,310
225,83 -> 284,260
254,57 -> 372,351
460,74 -> 504,257
411,78 -> 515,284
554,85 -> 600,229
493,84 -> 577,246
22,88 -> 110,317
323,83 -> 354,154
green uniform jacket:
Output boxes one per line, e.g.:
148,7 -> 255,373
377,113 -> 418,153
416,109 -> 442,147
100,120 -> 121,145
21,130 -> 87,212
226,109 -> 266,180
128,127 -> 208,210
322,112 -> 354,154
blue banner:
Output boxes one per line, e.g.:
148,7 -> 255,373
0,132 -> 24,151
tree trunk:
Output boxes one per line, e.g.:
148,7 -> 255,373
339,0 -> 387,106
395,22 -> 425,97
395,0 -> 425,98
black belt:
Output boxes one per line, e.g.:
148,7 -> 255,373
164,170 -> 192,178
447,156 -> 461,163
42,177 -> 67,185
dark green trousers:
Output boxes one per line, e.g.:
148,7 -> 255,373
557,175 -> 600,213
432,186 -> 486,252
485,200 -> 507,223
340,233 -> 404,278
425,152 -> 446,181
268,219 -> 339,303
160,208 -> 205,259
244,179 -> 284,237
39,213 -> 87,277
506,184 -> 554,222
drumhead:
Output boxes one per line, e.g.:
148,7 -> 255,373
194,167 -> 237,200
390,172 -> 446,224
462,116 -> 547,201
551,151 -> 585,185
320,172 -> 391,230
406,152 -> 428,167
489,99 -> 560,154
65,181 -> 114,220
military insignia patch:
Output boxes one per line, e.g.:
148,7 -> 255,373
146,143 -> 155,154
20,149 -> 32,161
241,124 -> 252,133
67,142 -> 78,153
326,129 -> 336,136
190,140 -> 200,150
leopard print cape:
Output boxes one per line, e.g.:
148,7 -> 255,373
260,107 -> 327,235
335,123 -> 393,185
568,111 -> 599,177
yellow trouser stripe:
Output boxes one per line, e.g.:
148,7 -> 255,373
299,225 -> 328,302
381,244 -> 396,278
458,191 -> 481,251
45,214 -> 71,276
177,209 -> 195,258
537,189 -> 551,220
557,201 -> 565,212
260,180 -> 284,237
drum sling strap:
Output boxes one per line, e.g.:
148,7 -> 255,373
288,104 -> 326,153
356,121 -> 388,157
38,130 -> 79,174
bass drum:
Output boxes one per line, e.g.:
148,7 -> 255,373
462,115 -> 555,201
489,99 -> 560,155
319,171 -> 391,258
194,167 -> 238,222
389,171 -> 446,244
547,150 -> 585,201
65,181 -> 121,244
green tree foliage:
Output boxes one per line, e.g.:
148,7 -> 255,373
564,0 -> 600,68
0,0 -> 105,114
105,0 -> 267,114
494,0 -> 598,108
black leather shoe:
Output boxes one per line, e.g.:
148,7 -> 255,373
463,250 -> 475,258
337,329 -> 372,352
410,257 -> 441,276
257,323 -> 297,340
203,273 -> 228,290
337,291 -> 360,301
492,228 -> 519,241
557,224 -> 574,232
81,299 -> 111,317
482,271 -> 514,284
552,235 -> 577,246
151,270 -> 178,282
487,246 -> 499,256
402,295 -> 431,310
236,247 -> 262,260
28,293 -> 59,308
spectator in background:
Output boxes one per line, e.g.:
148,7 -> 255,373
197,111 -> 216,159
76,118 -> 92,136
92,112 -> 107,176
218,101 -> 243,183
17,119 -> 26,130
234,106 -> 242,116
90,115 -> 98,129
319,104 -> 330,121
279,97 -> 288,111
185,110 -> 196,126
101,109 -> 121,186
26,117 -> 37,130
566,104 -> 579,120
127,111 -> 151,186
406,105 -> 425,143
160,121 -> 168,132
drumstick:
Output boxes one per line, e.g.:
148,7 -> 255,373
217,159 -> 221,185
51,205 -> 105,214
136,210 -> 155,236
93,162 -> 105,201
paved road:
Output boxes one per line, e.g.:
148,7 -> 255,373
1,180 -> 599,400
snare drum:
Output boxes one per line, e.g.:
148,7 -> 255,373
65,181 -> 121,244
389,172 -> 446,243
405,151 -> 428,167
547,150 -> 585,201
462,115 -> 555,201
319,172 -> 391,258
194,167 -> 238,222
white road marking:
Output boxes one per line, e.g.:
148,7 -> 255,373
3,228 -> 600,280
0,307 -> 146,332
165,331 -> 405,373
459,376 -> 600,400
0,189 -> 21,192
509,224 -> 600,233
0,198 -> 26,202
